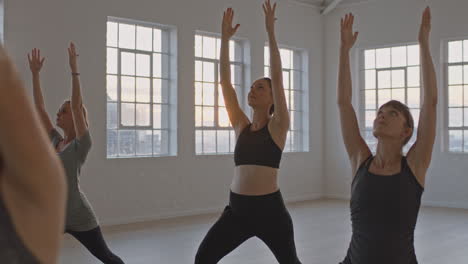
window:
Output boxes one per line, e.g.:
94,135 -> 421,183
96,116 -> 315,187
106,18 -> 177,158
264,46 -> 309,152
194,34 -> 245,155
447,40 -> 468,153
361,45 -> 421,153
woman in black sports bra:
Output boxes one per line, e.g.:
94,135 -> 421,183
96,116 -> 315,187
195,1 -> 301,263
337,8 -> 437,264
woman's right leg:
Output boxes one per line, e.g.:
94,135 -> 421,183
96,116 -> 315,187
195,205 -> 252,264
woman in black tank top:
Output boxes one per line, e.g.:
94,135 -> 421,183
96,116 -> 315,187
337,8 -> 437,264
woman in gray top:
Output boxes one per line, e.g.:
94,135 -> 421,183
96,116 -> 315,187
0,44 -> 66,264
28,43 -> 125,264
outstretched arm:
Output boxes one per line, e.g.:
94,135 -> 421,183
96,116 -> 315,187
337,14 -> 371,175
68,42 -> 89,138
263,0 -> 290,136
220,8 -> 249,133
28,48 -> 54,133
1,45 -> 66,264
407,7 -> 437,187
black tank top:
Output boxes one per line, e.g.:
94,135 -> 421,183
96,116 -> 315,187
0,195 -> 40,263
342,156 -> 424,264
234,123 -> 282,168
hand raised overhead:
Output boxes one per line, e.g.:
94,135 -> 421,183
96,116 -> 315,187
222,8 -> 240,40
340,13 -> 359,51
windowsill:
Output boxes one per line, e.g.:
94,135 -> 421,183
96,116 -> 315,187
106,154 -> 177,160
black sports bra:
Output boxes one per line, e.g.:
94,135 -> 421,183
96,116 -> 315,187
234,123 -> 283,168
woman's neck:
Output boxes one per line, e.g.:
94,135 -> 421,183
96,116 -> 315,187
251,108 -> 270,130
374,137 -> 403,169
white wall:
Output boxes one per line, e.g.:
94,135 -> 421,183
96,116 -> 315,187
324,0 -> 468,209
5,0 -> 324,225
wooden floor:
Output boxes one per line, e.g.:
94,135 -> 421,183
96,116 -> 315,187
59,199 -> 468,264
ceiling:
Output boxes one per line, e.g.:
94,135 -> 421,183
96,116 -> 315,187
294,0 -> 374,8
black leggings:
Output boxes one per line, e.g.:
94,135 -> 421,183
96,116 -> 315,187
195,190 -> 302,264
66,226 -> 125,264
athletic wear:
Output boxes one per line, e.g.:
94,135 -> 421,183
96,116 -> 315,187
50,129 -> 98,231
195,191 -> 301,264
0,194 -> 39,264
234,123 -> 282,168
66,227 -> 125,264
341,156 -> 424,264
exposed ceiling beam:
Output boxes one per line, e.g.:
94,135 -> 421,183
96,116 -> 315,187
321,0 -> 344,15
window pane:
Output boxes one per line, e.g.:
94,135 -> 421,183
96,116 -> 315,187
229,40 -> 236,62
153,78 -> 169,104
121,76 -> 135,102
285,89 -> 291,109
203,61 -> 215,82
107,130 -> 118,157
153,29 -> 162,52
218,85 -> 225,107
121,52 -> 135,75
195,106 -> 202,127
264,66 -> 270,77
230,130 -> 236,152
231,64 -> 242,85
391,70 -> 405,88
195,61 -> 203,81
136,26 -> 152,51
365,90 -> 376,109
153,53 -> 169,78
203,36 -> 216,59
203,130 -> 216,153
391,46 -> 406,67
407,45 -> 420,66
365,49 -> 375,69
291,111 -> 303,130
136,104 -> 150,126
280,48 -> 291,69
392,88 -> 405,103
292,70 -> 301,91
121,103 -> 135,126
107,48 -> 118,74
449,130 -> 463,152
410,109 -> 420,127
136,130 -> 152,155
153,104 -> 162,129
195,130 -> 203,154
203,107 -> 214,126
284,132 -> 291,152
365,110 -> 375,128
465,86 -> 468,106
119,130 -> 135,156
378,89 -> 391,107
119,24 -> 136,49
364,130 -> 377,152
136,54 -> 150,77
107,103 -> 118,129
464,40 -> 468,62
449,86 -> 463,107
136,77 -> 150,103
195,82 -> 203,105
153,130 -> 169,155
202,83 -> 215,106
449,66 -> 463,85
219,107 -> 230,127
265,46 -> 270,66
449,108 -> 463,127
107,75 -> 118,101
449,41 -> 463,63
376,48 -> 390,68
407,88 -> 420,108
465,65 -> 468,85
291,90 -> 302,111
365,70 -> 376,89
407,66 -> 420,87
107,22 -> 118,47
217,130 -> 230,153
378,71 -> 391,89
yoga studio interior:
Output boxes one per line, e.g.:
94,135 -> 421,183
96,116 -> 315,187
2,0 -> 468,263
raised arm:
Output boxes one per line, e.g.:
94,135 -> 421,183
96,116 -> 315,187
263,0 -> 290,133
337,14 -> 371,174
0,45 -> 66,264
68,42 -> 89,138
28,48 -> 54,133
407,7 -> 437,186
220,8 -> 249,133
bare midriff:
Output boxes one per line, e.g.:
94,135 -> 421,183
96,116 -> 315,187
230,165 -> 279,195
